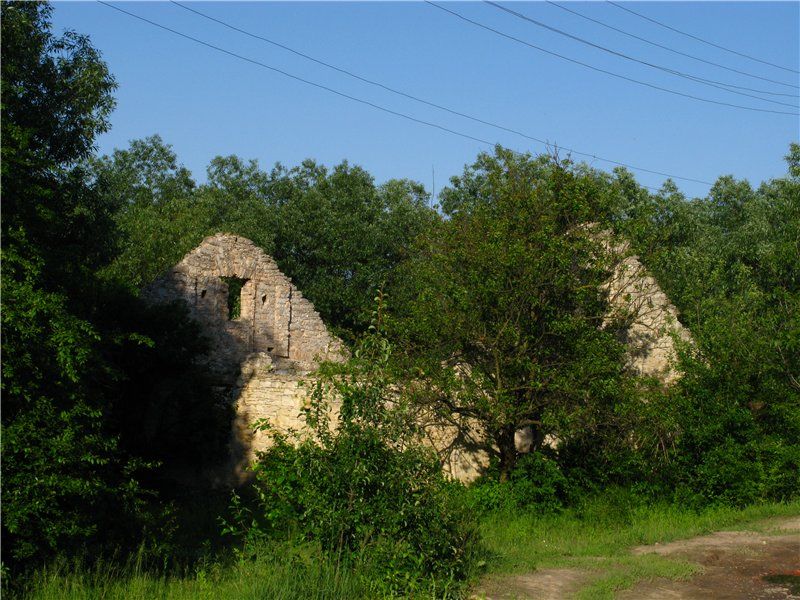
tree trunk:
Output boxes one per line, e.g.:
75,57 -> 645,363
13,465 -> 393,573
497,424 -> 517,483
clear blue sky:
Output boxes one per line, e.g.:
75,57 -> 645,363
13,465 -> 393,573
52,1 -> 799,199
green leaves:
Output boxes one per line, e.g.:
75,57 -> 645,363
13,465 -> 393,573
392,148 -> 627,480
95,139 -> 436,341
230,331 -> 477,595
1,5 -> 215,569
612,144 -> 800,505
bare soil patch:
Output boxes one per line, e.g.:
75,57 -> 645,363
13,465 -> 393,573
474,516 -> 800,600
474,568 -> 589,600
621,516 -> 800,599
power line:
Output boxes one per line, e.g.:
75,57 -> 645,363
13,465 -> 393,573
99,2 -> 679,195
484,0 -> 798,109
608,1 -> 800,76
97,2 -> 493,147
425,2 -> 798,117
546,1 -> 798,94
97,2 -> 730,194
167,0 -> 715,185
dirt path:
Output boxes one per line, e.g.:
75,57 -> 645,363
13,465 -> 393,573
474,516 -> 800,600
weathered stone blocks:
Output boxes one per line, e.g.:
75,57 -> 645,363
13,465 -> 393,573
144,233 -> 691,484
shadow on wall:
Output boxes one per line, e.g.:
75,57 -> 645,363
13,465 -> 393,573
143,234 -> 347,485
143,233 -> 693,485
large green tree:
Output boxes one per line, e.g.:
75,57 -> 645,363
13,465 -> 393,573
269,160 -> 436,339
1,0 -> 136,564
1,3 -> 224,567
392,148 -> 629,481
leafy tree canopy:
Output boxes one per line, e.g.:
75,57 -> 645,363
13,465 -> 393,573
96,139 -> 437,340
1,3 -> 225,568
391,148 -> 630,481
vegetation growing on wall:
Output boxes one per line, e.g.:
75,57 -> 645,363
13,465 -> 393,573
224,327 -> 479,596
2,2 -> 798,597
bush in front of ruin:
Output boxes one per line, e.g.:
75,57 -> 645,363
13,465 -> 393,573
222,328 -> 480,596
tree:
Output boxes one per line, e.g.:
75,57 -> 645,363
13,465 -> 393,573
270,160 -> 436,339
1,0 -> 117,284
614,146 -> 800,504
1,3 -> 224,567
1,1 -> 141,565
392,148 -> 628,481
89,136 -> 214,290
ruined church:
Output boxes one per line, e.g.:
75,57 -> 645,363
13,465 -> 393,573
144,233 -> 690,482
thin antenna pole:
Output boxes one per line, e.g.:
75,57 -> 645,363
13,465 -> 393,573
432,165 -> 436,208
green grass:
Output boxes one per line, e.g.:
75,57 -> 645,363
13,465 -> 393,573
477,495 -> 800,598
16,541 -> 465,600
20,545 -> 380,600
14,496 -> 799,600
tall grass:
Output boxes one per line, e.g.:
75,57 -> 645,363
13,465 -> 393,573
15,495 -> 799,599
17,539 -> 466,600
20,543 -> 375,600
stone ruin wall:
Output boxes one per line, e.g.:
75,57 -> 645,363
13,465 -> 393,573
143,234 -> 344,375
603,241 -> 692,384
143,234 -> 346,482
144,233 -> 691,484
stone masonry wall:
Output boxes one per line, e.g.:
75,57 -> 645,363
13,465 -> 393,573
144,233 -> 691,484
143,234 -> 347,483
143,234 -> 345,375
603,243 -> 692,384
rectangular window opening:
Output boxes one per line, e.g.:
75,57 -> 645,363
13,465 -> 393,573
221,276 -> 248,320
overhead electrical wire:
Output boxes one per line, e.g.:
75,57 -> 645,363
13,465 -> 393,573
608,1 -> 800,76
425,2 -> 798,117
98,1 -> 723,191
97,1 -> 493,147
167,0 -> 714,185
484,0 -> 798,109
545,1 -> 799,94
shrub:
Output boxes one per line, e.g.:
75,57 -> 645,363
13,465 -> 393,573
223,330 -> 479,596
465,452 -> 571,515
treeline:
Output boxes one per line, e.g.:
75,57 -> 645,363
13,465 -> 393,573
2,2 -> 798,595
90,138 -> 435,340
613,164 -> 800,504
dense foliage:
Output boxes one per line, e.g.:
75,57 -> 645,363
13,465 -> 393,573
1,2 -> 224,570
2,2 -> 798,596
2,1 -> 139,565
224,330 -> 478,596
390,150 -> 630,481
610,148 -> 800,505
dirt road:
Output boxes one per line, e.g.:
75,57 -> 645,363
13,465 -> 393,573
475,516 -> 800,599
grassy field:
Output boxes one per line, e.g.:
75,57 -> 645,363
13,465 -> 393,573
15,498 -> 800,600
478,497 -> 800,599
19,544 -> 382,600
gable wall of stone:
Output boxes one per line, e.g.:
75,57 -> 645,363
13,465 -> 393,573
144,233 -> 691,485
143,234 -> 344,374
604,252 -> 692,383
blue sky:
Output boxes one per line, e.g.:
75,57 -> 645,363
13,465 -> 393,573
52,1 -> 799,199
